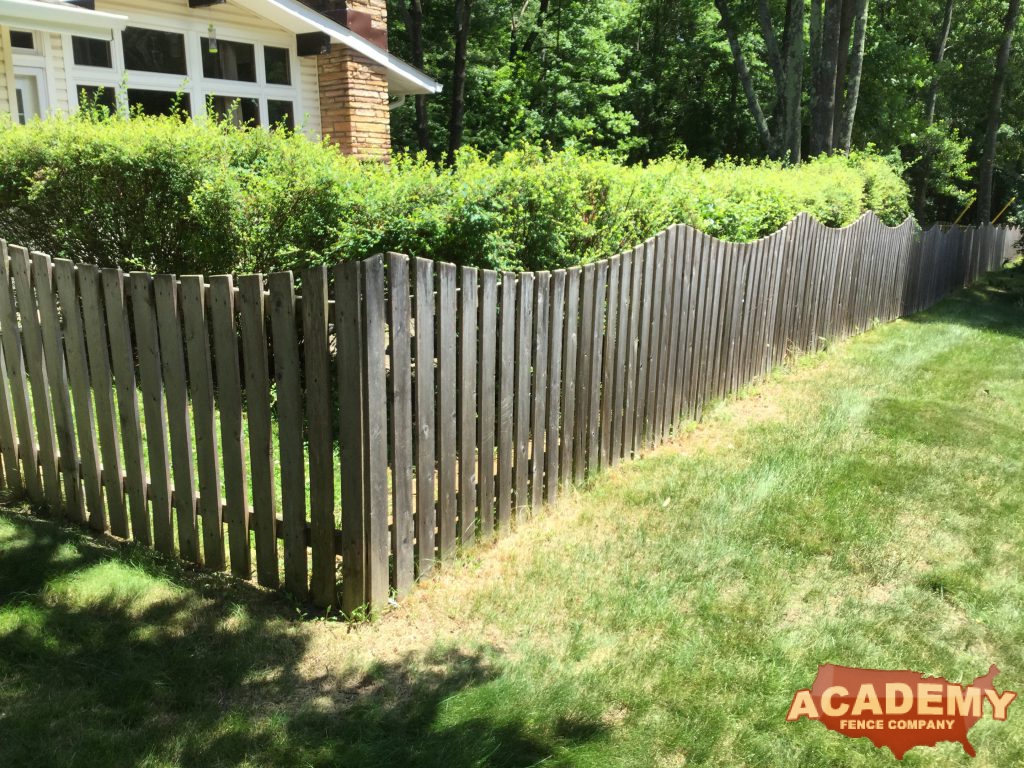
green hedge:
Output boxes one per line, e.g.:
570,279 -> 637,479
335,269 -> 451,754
0,115 -> 911,274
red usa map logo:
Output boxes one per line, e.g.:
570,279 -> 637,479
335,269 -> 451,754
787,664 -> 1016,760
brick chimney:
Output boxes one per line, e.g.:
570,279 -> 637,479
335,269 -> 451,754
308,1 -> 391,159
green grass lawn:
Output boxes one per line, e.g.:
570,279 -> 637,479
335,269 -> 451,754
2,263 -> 1023,767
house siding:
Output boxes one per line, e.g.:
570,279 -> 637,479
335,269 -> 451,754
0,28 -> 13,118
47,33 -> 69,113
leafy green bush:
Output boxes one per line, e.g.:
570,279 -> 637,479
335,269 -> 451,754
0,114 -> 910,274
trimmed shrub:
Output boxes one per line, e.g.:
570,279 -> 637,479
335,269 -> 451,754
0,114 -> 910,274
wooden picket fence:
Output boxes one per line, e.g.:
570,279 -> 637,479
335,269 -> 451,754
0,212 -> 1017,612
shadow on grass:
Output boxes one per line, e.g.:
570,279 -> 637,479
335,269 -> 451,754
904,261 -> 1024,339
0,506 -> 578,767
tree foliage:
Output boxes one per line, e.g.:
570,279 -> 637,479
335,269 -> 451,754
388,0 -> 1024,224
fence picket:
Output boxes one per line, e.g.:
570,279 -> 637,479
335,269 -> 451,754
0,245 -> 38,501
496,272 -> 516,529
334,262 -> 366,610
436,262 -> 457,558
514,273 -> 534,511
268,271 -> 306,595
478,270 -> 498,535
31,253 -> 82,522
587,263 -> 607,469
102,268 -> 149,544
303,266 -> 337,606
385,252 -> 413,593
154,274 -> 199,561
574,264 -> 595,480
600,256 -> 620,465
610,250 -> 631,464
559,268 -> 580,484
362,256 -> 391,609
129,273 -> 174,556
457,267 -> 479,542
181,276 -> 224,571
545,270 -> 565,503
387,255 -> 415,596
9,246 -> 60,510
530,272 -> 550,509
209,275 -> 250,578
413,258 -> 437,572
238,275 -> 278,589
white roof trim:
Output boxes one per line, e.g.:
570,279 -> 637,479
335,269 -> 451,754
0,0 -> 127,39
232,0 -> 442,96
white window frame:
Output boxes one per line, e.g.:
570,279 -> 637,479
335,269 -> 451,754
63,9 -> 303,129
9,29 -> 41,52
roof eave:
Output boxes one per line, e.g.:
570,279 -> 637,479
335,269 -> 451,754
232,0 -> 443,96
0,0 -> 127,39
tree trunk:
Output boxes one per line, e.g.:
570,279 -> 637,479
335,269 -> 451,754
925,0 -> 955,127
809,0 -> 823,134
977,0 -> 1021,223
781,0 -> 805,163
758,0 -> 785,91
837,0 -> 869,153
403,0 -> 431,155
915,0 -> 955,218
810,0 -> 842,155
446,0 -> 472,166
715,0 -> 774,155
831,0 -> 858,149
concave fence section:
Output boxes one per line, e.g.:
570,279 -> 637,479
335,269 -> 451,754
0,213 -> 1017,612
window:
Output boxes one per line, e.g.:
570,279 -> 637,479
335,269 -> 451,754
209,95 -> 260,126
127,89 -> 192,118
14,73 -> 43,124
78,85 -> 117,114
72,37 -> 112,68
9,30 -> 35,51
267,100 -> 294,130
69,23 -> 300,135
122,27 -> 187,75
264,46 -> 291,85
202,38 -> 257,82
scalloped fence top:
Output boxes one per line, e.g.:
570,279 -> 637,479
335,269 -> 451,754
0,214 -> 1018,611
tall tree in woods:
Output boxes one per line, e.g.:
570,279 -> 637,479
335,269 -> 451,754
834,0 -> 869,153
400,0 -> 431,153
977,0 -> 1022,223
447,0 -> 473,164
810,0 -> 841,154
915,0 -> 957,218
715,0 -> 869,161
713,0 -> 804,160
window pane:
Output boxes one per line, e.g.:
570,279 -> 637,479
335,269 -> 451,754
209,96 -> 260,127
202,38 -> 257,82
78,85 -> 117,114
122,27 -> 187,75
9,31 -> 34,50
265,46 -> 291,85
72,36 -> 112,68
127,89 -> 192,118
267,100 -> 294,131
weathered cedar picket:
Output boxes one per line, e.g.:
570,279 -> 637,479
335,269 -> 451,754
0,214 -> 1017,614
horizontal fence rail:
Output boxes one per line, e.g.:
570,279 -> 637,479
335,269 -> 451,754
0,213 -> 1017,611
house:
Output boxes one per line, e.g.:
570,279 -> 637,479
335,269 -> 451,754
0,0 -> 441,158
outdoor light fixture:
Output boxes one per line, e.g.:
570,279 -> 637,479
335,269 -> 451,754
207,24 -> 218,54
